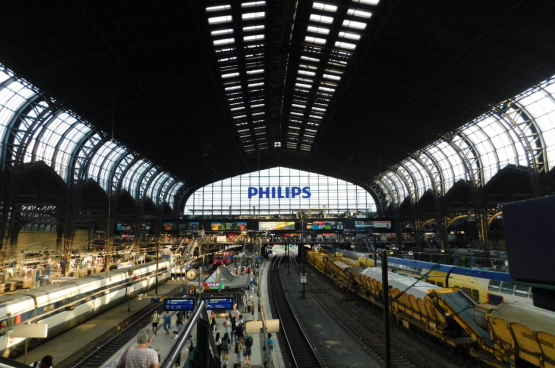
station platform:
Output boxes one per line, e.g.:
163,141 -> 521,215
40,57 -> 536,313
14,280 -> 188,368
104,259 -> 286,368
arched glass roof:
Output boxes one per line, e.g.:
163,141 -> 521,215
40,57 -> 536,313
0,63 -> 183,207
375,75 -> 555,205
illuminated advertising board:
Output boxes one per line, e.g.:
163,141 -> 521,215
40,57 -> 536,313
354,220 -> 391,229
211,222 -> 247,231
259,221 -> 296,231
247,186 -> 311,198
203,282 -> 225,290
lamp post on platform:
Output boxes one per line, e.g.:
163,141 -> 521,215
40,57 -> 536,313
301,219 -> 305,298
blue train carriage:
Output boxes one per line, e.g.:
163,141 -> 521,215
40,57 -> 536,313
0,261 -> 170,357
383,257 -> 533,305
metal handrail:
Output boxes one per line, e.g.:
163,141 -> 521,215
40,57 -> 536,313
159,299 -> 219,368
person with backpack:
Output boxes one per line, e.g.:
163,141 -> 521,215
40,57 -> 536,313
243,333 -> 253,367
235,337 -> 244,367
221,332 -> 230,365
230,313 -> 237,344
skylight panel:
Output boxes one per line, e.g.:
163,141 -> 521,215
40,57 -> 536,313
243,25 -> 265,32
218,57 -> 237,63
307,122 -> 320,127
212,29 -> 234,36
342,19 -> 367,29
292,104 -> 307,109
209,16 -> 233,24
242,1 -> 266,7
313,2 -> 338,12
249,82 -> 264,87
298,70 -> 316,76
214,38 -> 235,46
247,69 -> 264,75
319,86 -> 335,92
251,104 -> 264,109
222,72 -> 240,78
242,12 -> 265,20
312,106 -> 326,112
244,34 -> 265,42
231,107 -> 245,111
309,115 -> 323,120
305,36 -> 327,45
296,83 -> 312,89
323,74 -> 341,81
335,41 -> 356,50
274,142 -> 281,148
352,0 -> 380,4
291,112 -> 304,117
307,26 -> 330,35
301,56 -> 321,63
309,14 -> 334,24
339,31 -> 361,40
206,5 -> 231,12
233,115 -> 247,119
225,86 -> 241,91
290,125 -> 301,130
252,112 -> 264,116
347,9 -> 372,18
236,122 -> 248,127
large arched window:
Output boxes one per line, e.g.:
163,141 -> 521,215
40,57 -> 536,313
184,167 -> 376,215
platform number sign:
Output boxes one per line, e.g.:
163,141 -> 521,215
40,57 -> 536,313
300,275 -> 307,283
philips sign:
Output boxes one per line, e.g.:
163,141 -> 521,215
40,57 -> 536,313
248,187 -> 311,199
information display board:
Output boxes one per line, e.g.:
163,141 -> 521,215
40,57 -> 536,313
165,298 -> 196,311
203,297 -> 233,311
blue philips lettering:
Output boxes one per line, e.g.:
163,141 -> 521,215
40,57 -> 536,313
291,187 -> 301,198
248,187 -> 258,199
285,187 -> 290,198
277,187 -> 284,198
259,187 -> 270,198
302,187 -> 311,198
271,187 -> 276,198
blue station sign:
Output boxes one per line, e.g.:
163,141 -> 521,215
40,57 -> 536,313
203,297 -> 234,311
165,298 -> 196,311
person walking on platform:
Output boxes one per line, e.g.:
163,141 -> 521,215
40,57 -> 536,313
251,301 -> 255,321
29,355 -> 52,368
224,315 -> 231,337
163,311 -> 172,335
230,313 -> 237,344
235,337 -> 244,367
115,327 -> 158,368
176,312 -> 183,332
215,332 -> 222,358
222,332 -> 231,365
210,310 -> 217,333
151,311 -> 160,335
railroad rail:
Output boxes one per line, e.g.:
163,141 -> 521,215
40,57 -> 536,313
290,255 -> 474,368
270,256 -> 325,368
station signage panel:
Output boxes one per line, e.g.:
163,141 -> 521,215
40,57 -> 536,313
203,282 -> 225,290
203,297 -> 233,311
165,298 -> 196,311
259,221 -> 295,231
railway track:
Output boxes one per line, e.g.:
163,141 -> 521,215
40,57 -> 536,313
68,301 -> 165,368
290,255 -> 475,368
270,256 -> 325,368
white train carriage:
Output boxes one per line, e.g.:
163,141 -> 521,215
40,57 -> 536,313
0,261 -> 170,355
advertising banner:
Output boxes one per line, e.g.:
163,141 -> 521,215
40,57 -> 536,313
259,221 -> 295,230
211,222 -> 247,231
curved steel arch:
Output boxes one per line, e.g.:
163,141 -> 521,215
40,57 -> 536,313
0,94 -> 46,170
137,166 -> 159,201
69,130 -> 103,184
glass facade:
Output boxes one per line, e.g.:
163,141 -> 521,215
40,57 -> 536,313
184,167 -> 377,215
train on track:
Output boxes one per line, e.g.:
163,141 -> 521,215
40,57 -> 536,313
307,250 -> 555,368
213,250 -> 235,266
358,256 -> 534,305
0,261 -> 170,357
